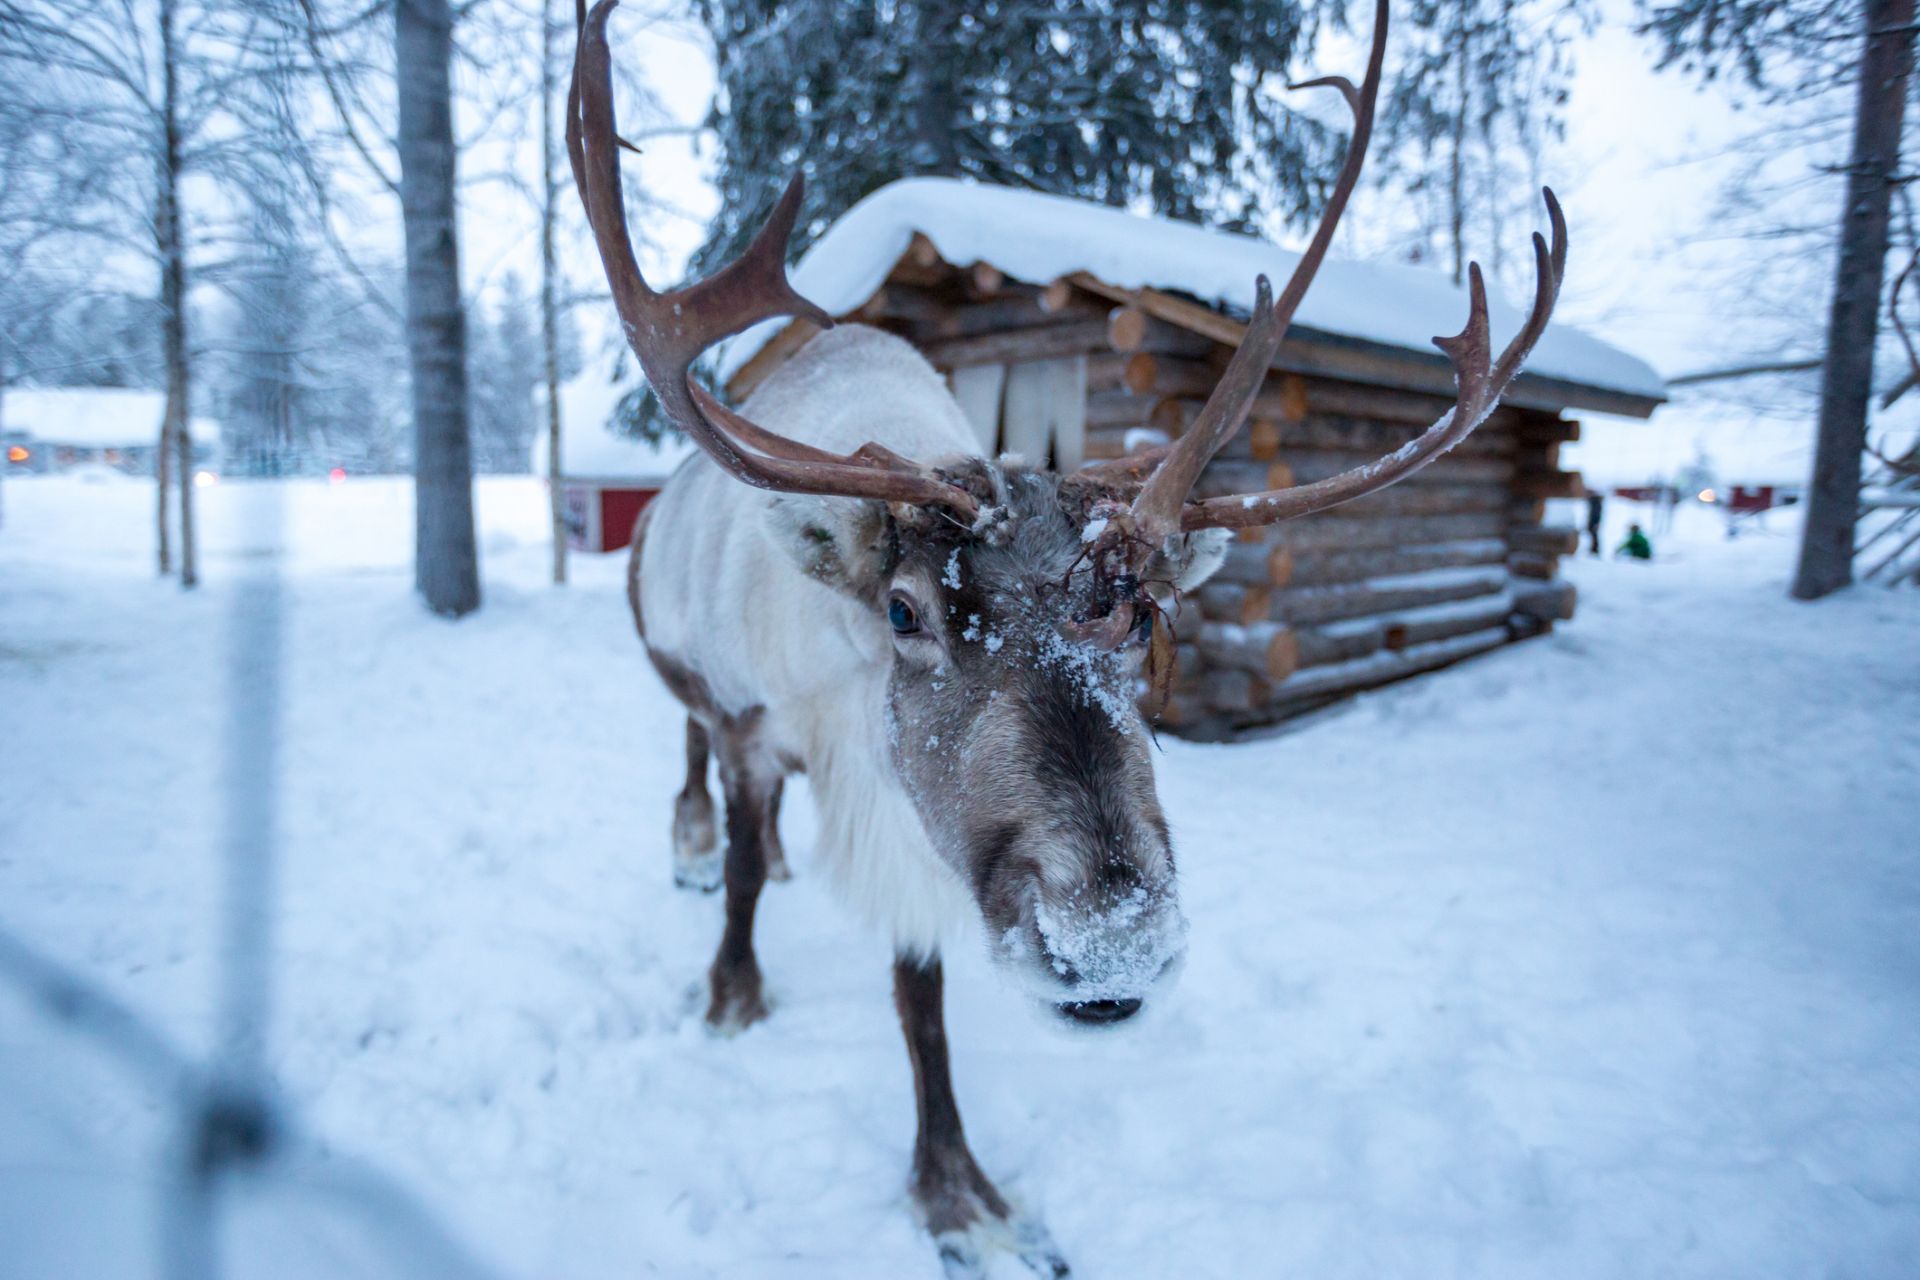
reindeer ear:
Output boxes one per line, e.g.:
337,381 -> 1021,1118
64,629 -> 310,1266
1147,527 -> 1230,596
762,492 -> 897,601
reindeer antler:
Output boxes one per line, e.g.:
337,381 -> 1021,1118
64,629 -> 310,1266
1182,190 -> 1566,530
568,0 -> 981,520
1096,0 -> 1566,542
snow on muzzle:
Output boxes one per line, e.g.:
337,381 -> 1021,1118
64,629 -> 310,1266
997,884 -> 1189,1027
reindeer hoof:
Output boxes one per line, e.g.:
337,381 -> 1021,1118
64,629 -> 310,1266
672,791 -> 719,892
673,849 -> 723,893
933,1217 -> 1070,1279
704,959 -> 769,1033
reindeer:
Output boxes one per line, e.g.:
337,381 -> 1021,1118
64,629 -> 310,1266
571,0 -> 1564,1272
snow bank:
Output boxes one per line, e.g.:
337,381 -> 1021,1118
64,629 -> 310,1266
4,480 -> 1918,1279
718,178 -> 1666,402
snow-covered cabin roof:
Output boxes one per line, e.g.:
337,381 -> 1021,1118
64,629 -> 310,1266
719,178 -> 1665,412
533,360 -> 697,479
2,388 -> 215,446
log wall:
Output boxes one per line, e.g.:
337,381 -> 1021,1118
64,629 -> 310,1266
745,257 -> 1585,739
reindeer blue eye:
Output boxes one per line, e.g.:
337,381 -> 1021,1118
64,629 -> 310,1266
888,596 -> 921,635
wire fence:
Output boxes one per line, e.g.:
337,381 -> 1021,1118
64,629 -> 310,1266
0,490 -> 503,1280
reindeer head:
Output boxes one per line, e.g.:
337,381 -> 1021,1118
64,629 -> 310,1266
570,0 -> 1566,1025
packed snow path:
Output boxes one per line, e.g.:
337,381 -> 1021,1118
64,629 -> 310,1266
3,477 -> 1916,1278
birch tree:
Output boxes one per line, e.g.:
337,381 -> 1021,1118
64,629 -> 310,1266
395,0 -> 481,617
0,0 -> 309,587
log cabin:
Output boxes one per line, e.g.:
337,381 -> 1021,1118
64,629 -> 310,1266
715,179 -> 1666,738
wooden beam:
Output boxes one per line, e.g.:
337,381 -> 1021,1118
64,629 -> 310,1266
1273,565 -> 1509,626
1280,511 -> 1510,552
724,318 -> 820,401
922,318 -> 1111,369
1197,621 -> 1299,681
1270,626 -> 1511,709
1512,469 -> 1585,499
1285,537 -> 1510,588
1508,525 -> 1582,557
1067,270 -> 1663,418
1213,539 -> 1297,587
1512,578 -> 1577,623
1196,582 -> 1271,626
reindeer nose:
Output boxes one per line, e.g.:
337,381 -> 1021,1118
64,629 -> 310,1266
1054,997 -> 1143,1026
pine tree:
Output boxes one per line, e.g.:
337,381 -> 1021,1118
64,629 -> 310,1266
691,0 -> 1349,276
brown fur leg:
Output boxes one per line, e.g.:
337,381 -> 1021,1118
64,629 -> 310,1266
673,718 -> 721,890
761,777 -> 791,882
706,739 -> 776,1031
893,956 -> 1070,1276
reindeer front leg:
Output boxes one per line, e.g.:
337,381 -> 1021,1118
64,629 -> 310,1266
892,954 -> 1070,1279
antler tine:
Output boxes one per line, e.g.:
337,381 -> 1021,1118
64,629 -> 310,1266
569,0 -> 981,518
1126,0 -> 1390,549
1180,189 -> 1567,531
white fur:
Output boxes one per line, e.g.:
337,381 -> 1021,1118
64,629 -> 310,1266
639,327 -> 981,951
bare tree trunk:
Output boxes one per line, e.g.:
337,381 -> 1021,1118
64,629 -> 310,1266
156,412 -> 173,576
540,0 -> 566,586
159,0 -> 196,589
1447,13 -> 1470,287
1792,0 -> 1916,600
396,0 -> 480,616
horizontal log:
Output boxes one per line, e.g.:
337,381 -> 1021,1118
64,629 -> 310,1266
1197,582 -> 1271,626
1192,459 -> 1293,501
1213,539 -> 1295,587
1038,277 -> 1077,313
1508,524 -> 1581,557
1287,378 -> 1525,431
1284,537 -> 1510,588
1512,578 -> 1577,623
1512,469 -> 1585,499
1273,565 -> 1510,626
885,289 -> 1107,341
1514,415 -> 1580,444
1279,511 -> 1512,552
1196,621 -> 1299,681
1284,450 -> 1516,487
922,318 -> 1111,368
1104,307 -> 1216,357
1508,498 -> 1547,529
1379,591 -> 1517,651
1228,410 -> 1516,458
1297,481 -> 1513,520
1508,553 -> 1560,581
1295,620 -> 1386,667
1173,667 -> 1271,714
1292,589 -> 1516,667
1269,626 -> 1510,709
1122,352 -> 1225,398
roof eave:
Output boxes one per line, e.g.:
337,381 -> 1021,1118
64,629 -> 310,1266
1280,324 -> 1666,420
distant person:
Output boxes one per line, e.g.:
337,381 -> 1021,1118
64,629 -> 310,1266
1616,522 -> 1653,561
1585,491 -> 1605,556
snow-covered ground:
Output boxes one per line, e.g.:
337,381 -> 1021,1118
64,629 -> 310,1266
3,474 -> 1917,1279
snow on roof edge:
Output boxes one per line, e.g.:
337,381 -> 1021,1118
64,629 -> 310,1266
718,177 -> 1666,405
